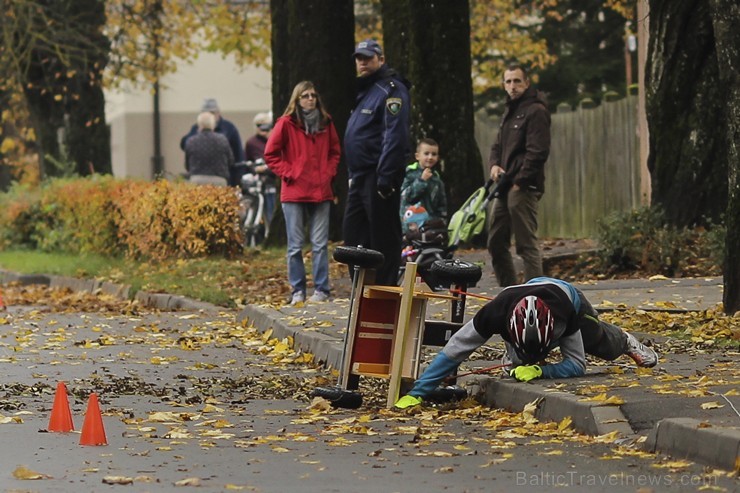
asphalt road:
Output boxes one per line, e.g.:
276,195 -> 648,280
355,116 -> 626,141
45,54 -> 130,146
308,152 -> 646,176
1,303 -> 738,492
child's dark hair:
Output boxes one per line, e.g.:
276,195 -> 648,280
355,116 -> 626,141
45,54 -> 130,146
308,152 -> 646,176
417,137 -> 439,149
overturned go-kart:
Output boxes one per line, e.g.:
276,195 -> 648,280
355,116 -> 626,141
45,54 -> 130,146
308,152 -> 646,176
312,246 -> 481,409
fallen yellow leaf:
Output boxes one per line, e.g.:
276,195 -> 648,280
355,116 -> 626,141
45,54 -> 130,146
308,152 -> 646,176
700,401 -> 724,410
578,393 -> 625,405
174,477 -> 202,486
13,466 -> 52,480
652,459 -> 693,470
648,275 -> 669,281
102,476 -> 134,485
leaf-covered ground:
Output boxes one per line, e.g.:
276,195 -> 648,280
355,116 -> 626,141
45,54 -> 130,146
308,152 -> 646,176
1,286 -> 738,489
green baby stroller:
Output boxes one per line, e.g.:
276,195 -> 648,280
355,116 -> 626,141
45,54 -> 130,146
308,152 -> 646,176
447,179 -> 497,249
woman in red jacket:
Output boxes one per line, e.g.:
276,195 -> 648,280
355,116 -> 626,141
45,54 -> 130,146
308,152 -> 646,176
265,81 -> 341,305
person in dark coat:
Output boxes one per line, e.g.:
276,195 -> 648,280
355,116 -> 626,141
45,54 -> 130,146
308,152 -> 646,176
245,112 -> 277,223
487,64 -> 551,287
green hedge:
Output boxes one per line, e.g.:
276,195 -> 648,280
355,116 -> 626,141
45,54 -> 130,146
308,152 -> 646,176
596,206 -> 725,277
0,176 -> 243,259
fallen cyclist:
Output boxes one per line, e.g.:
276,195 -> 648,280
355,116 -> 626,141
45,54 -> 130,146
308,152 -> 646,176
395,276 -> 658,409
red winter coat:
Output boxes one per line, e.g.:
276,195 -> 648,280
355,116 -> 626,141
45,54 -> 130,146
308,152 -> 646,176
264,115 -> 341,203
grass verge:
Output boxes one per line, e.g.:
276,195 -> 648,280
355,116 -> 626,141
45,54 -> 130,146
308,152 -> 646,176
0,248 -> 290,307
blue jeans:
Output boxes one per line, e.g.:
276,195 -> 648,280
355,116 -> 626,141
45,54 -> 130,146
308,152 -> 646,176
263,192 -> 277,224
282,201 -> 331,296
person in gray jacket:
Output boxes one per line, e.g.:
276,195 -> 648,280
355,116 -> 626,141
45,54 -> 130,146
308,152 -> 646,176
185,112 -> 234,186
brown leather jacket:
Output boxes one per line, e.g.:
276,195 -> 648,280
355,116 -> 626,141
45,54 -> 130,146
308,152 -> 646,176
488,86 -> 551,193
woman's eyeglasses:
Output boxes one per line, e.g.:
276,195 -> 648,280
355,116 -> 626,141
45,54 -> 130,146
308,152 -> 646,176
300,93 -> 318,100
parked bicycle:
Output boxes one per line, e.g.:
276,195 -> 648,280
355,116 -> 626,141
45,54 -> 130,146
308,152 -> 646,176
234,160 -> 271,247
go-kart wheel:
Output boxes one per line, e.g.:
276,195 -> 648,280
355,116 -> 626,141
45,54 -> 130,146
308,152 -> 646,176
312,386 -> 363,409
430,259 -> 482,285
426,385 -> 468,403
333,246 -> 385,269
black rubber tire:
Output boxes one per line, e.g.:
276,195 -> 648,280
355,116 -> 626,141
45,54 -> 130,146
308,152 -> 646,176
426,385 -> 468,403
429,259 -> 482,285
311,386 -> 363,409
333,246 -> 385,269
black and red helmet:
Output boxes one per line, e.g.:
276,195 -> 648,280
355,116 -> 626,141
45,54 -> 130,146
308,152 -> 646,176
508,296 -> 554,362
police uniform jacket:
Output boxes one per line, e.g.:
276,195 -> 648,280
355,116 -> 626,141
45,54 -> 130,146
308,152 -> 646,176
344,65 -> 411,189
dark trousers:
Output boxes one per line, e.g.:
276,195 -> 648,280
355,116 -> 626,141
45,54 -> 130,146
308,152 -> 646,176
487,188 -> 543,287
577,291 -> 628,360
342,173 -> 402,286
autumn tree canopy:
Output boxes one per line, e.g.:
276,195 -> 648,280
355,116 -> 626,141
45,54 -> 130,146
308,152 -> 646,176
1,0 -> 110,179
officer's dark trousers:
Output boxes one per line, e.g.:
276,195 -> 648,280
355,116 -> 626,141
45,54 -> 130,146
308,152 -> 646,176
342,172 -> 402,286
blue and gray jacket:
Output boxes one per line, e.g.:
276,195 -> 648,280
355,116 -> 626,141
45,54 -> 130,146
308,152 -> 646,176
409,278 -> 588,397
344,65 -> 411,190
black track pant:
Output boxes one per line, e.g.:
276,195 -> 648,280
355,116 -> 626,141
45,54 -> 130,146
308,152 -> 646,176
577,290 -> 628,360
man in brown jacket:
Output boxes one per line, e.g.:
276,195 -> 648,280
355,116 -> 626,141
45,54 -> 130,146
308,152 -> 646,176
487,64 -> 551,287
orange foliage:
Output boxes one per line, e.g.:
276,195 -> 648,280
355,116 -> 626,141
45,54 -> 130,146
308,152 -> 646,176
0,177 -> 243,260
115,180 -> 243,259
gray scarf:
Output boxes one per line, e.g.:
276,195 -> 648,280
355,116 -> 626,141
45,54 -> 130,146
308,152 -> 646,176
301,108 -> 320,135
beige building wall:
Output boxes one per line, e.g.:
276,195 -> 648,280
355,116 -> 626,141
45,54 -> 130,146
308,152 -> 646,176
106,51 -> 271,179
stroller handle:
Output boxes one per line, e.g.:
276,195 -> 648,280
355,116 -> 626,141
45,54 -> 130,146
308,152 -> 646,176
484,178 -> 497,201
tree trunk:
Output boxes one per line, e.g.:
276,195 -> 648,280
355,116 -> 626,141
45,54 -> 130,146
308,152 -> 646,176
378,1 -> 410,78
646,0 -> 726,227
381,0 -> 482,211
708,0 -> 740,314
268,0 -> 355,244
66,0 -> 111,175
22,55 -> 63,179
21,0 -> 111,178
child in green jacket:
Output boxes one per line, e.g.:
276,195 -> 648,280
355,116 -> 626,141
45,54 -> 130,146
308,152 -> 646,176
399,138 -> 447,233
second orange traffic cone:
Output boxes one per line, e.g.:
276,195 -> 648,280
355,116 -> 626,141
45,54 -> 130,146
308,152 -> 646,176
48,382 -> 74,432
79,393 -> 107,446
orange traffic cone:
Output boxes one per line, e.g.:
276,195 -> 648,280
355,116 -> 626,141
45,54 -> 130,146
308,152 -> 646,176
79,393 -> 107,446
48,382 -> 75,432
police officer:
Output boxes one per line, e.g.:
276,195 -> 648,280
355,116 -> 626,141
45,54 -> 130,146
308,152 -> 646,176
343,39 -> 411,286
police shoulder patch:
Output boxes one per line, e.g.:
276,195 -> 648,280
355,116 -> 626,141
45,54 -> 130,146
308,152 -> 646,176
386,97 -> 402,115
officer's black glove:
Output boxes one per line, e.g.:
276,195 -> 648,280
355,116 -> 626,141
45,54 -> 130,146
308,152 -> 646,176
377,184 -> 396,200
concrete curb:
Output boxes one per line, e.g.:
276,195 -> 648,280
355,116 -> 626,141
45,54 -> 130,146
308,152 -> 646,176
237,304 -> 344,369
644,418 -> 740,471
1,270 -> 219,313
1,271 -> 51,286
470,377 -> 634,437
